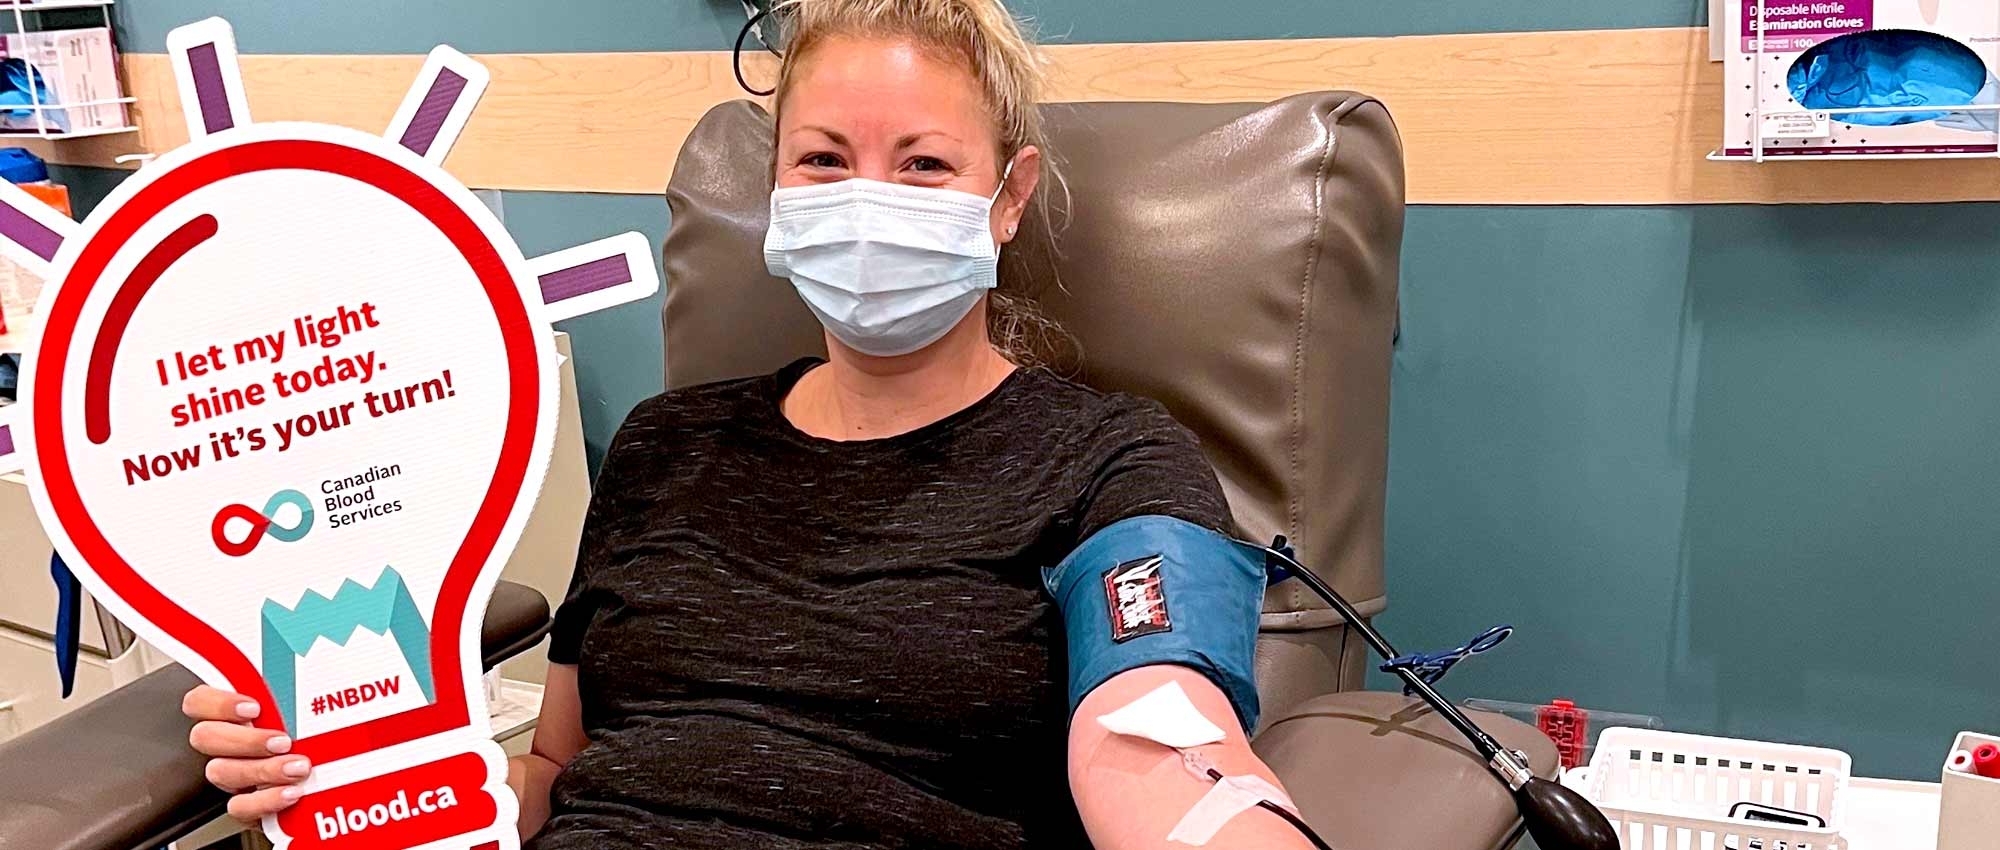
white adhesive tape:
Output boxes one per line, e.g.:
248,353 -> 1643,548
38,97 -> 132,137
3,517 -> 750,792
1949,748 -> 1975,773
1095,681 -> 1226,749
1166,774 -> 1296,846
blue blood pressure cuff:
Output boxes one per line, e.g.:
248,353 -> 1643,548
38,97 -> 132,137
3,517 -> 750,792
1043,515 -> 1267,732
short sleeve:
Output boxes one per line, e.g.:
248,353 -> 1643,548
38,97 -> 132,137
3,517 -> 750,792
1073,396 -> 1234,542
546,399 -> 657,665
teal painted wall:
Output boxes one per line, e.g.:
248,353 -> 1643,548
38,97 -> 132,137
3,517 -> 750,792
55,0 -> 1985,785
1386,205 -> 2000,780
495,193 -> 668,463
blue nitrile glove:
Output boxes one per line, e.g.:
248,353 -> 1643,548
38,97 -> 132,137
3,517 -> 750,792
0,60 -> 65,133
1939,74 -> 2000,132
1789,31 -> 1987,126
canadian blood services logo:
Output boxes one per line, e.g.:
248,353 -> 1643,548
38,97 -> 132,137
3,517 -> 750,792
212,488 -> 315,556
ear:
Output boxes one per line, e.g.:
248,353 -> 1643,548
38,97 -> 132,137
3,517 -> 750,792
993,145 -> 1043,246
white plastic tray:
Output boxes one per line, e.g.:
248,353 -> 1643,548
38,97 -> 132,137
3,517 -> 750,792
1564,769 -> 1941,850
1583,727 -> 1851,849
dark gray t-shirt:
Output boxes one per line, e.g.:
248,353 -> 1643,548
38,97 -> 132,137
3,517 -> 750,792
532,358 -> 1231,850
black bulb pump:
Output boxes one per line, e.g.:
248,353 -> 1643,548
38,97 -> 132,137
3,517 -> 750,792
1517,776 -> 1623,850
1262,541 -> 1620,850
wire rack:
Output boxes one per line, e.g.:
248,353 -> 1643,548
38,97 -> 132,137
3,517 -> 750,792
0,0 -> 135,140
1711,0 -> 2000,162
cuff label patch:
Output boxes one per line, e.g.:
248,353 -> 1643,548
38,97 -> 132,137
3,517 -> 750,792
1104,554 -> 1172,643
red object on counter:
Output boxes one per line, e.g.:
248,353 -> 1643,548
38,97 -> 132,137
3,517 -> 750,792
1537,698 -> 1591,769
18,181 -> 69,217
1973,744 -> 2000,779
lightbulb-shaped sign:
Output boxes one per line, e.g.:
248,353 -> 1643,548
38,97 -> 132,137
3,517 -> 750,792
0,19 -> 657,850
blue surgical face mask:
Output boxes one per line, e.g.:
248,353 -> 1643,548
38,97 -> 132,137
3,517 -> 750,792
764,169 -> 1011,357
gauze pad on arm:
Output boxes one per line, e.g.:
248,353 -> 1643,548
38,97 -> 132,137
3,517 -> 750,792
1095,681 -> 1227,749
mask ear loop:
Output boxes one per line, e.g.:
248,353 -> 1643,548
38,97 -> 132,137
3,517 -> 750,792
992,160 -> 1018,240
734,6 -> 779,97
990,160 -> 1017,205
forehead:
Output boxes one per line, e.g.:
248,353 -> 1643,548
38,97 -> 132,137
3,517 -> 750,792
778,36 -> 995,144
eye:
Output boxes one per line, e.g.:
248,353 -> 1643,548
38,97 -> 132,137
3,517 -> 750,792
800,152 -> 845,170
905,156 -> 950,173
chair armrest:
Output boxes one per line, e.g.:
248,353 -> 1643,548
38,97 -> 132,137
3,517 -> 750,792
481,580 -> 556,666
0,580 -> 552,850
1251,691 -> 1559,850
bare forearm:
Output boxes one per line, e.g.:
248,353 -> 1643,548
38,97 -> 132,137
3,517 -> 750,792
510,665 -> 589,840
1069,667 -> 1321,850
508,752 -> 564,840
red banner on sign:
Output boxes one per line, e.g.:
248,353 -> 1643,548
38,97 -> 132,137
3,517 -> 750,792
278,752 -> 497,850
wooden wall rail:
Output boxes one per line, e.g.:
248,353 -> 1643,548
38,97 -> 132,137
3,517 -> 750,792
24,27 -> 2000,204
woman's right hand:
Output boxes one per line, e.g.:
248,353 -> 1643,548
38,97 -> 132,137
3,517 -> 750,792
181,685 -> 313,823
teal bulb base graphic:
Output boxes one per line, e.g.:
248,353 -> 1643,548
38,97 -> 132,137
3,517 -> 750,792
260,566 -> 435,734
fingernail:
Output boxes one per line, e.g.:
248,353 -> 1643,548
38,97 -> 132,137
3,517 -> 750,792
283,759 -> 311,778
266,735 -> 292,754
281,785 -> 304,801
235,701 -> 261,720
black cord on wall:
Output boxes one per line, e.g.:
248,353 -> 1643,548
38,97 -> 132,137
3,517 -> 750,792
732,2 -> 789,96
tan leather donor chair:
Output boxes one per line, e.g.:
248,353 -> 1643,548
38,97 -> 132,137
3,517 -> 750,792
663,93 -> 1559,849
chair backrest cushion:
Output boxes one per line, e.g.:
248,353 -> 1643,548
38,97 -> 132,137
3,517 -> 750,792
661,93 -> 1404,627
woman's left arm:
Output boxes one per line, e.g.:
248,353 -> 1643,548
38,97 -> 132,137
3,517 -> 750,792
1060,398 -> 1324,848
1069,665 -> 1321,850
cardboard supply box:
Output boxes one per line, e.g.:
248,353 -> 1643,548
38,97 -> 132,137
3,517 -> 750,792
1723,0 -> 2000,158
0,27 -> 127,135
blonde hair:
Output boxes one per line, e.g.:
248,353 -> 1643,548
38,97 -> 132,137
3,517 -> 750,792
767,0 -> 1076,371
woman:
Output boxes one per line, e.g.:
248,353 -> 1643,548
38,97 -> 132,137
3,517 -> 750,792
182,1 -> 1316,846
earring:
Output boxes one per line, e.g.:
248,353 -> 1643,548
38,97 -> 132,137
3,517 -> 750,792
1006,224 -> 1017,236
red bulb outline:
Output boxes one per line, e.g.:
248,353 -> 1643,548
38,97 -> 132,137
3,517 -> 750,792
32,139 -> 541,764
86,213 -> 217,445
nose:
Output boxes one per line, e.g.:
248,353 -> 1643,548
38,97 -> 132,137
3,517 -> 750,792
852,163 -> 894,183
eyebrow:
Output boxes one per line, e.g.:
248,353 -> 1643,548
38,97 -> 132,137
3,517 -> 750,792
794,125 -> 851,147
895,131 -> 960,149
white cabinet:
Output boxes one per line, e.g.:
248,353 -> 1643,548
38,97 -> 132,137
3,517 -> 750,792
0,467 -> 163,743
0,626 -> 117,739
